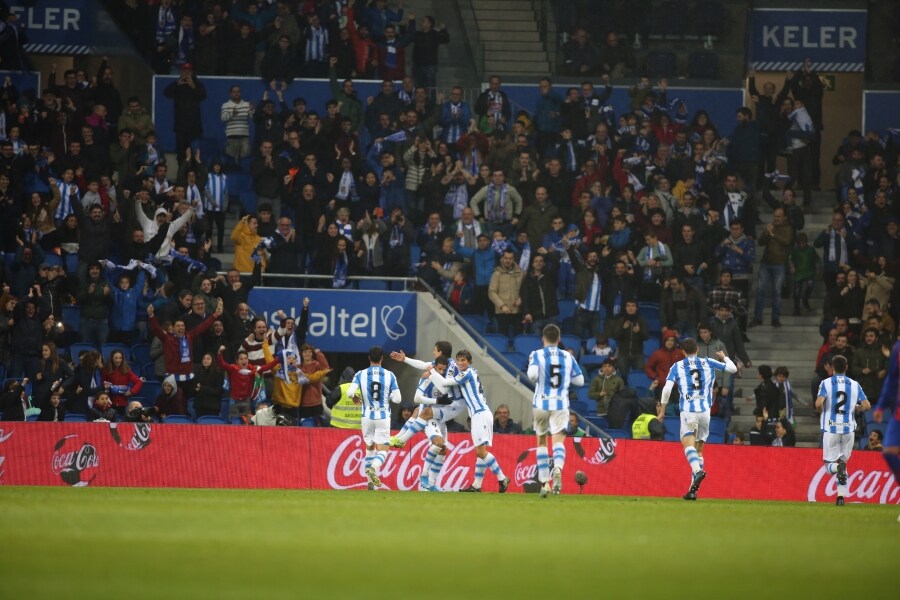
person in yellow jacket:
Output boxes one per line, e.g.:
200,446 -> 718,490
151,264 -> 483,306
632,412 -> 666,441
231,214 -> 267,272
263,339 -> 329,425
325,366 -> 362,429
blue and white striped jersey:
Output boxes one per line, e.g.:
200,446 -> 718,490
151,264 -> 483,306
528,346 -> 583,411
349,366 -> 400,420
439,367 -> 490,416
818,374 -> 866,434
667,356 -> 726,413
416,375 -> 448,407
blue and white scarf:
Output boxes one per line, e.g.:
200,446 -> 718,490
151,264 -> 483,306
446,184 -> 469,220
274,349 -> 309,385
55,181 -> 78,222
333,252 -> 348,288
205,173 -> 227,212
178,335 -> 190,364
485,183 -> 508,223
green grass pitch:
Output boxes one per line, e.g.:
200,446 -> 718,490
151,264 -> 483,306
0,487 -> 896,599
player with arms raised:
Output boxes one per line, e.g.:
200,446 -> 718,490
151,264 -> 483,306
347,346 -> 402,489
657,338 -> 737,500
815,355 -> 870,506
426,350 -> 510,493
527,324 -> 584,497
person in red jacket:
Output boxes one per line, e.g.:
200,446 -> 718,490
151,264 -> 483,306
217,345 -> 279,420
102,349 -> 143,416
147,300 -> 223,390
345,6 -> 379,77
645,329 -> 686,403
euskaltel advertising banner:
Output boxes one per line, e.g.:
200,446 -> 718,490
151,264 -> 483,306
1,424 -> 897,504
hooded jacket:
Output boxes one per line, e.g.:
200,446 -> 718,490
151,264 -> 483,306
155,374 -> 187,417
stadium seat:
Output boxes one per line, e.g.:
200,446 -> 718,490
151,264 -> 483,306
688,51 -> 719,79
141,363 -> 160,381
197,415 -> 228,425
605,429 -> 631,439
463,314 -> 488,333
358,279 -> 388,291
44,253 -> 63,269
633,386 -> 651,399
409,245 -> 422,273
664,416 -> 681,441
62,305 -> 81,332
483,333 -> 511,352
239,190 -> 257,214
300,418 -> 318,427
504,352 -> 528,371
571,398 -> 592,415
69,343 -> 98,361
557,299 -> 576,321
64,413 -> 88,422
190,138 -> 222,165
64,253 -> 79,274
228,172 -> 252,194
129,396 -> 147,408
708,417 -> 726,443
643,338 -> 660,357
26,414 -> 39,422
131,344 -> 152,366
651,1 -> 688,37
638,302 -> 659,319
561,334 -> 583,357
512,334 -> 541,355
231,417 -> 246,425
627,370 -> 653,390
164,415 -> 193,424
101,343 -> 131,364
141,381 -> 162,405
580,354 -> 607,370
586,415 -> 609,431
575,386 -> 591,406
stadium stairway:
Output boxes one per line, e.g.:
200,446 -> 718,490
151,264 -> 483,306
730,193 -> 834,447
468,0 -> 554,77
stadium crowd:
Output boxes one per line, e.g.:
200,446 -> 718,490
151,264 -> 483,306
0,1 -> 898,450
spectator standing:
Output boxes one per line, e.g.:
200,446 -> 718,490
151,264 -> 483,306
411,16 -> 449,90
520,254 -> 560,335
220,85 -> 253,165
488,249 -> 524,338
606,300 -> 649,381
752,209 -> 794,328
588,358 -> 624,415
162,63 -> 206,164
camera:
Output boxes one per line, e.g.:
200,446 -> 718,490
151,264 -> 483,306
126,405 -> 156,422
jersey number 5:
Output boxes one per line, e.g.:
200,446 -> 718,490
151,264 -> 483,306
549,364 -> 561,389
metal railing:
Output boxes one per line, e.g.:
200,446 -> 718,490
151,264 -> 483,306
451,0 -> 485,79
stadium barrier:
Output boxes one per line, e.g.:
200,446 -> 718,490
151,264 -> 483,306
1,423 -> 897,504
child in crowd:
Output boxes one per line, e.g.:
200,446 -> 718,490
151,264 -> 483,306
773,366 -> 798,425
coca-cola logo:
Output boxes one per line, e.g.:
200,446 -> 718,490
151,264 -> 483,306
51,435 -> 100,487
326,436 -> 476,491
108,422 -> 152,451
514,453 -> 538,488
807,464 -> 900,504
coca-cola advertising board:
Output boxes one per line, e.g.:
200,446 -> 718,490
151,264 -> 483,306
0,423 -> 897,504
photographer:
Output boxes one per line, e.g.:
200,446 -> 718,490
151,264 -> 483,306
124,400 -> 155,423
606,299 -> 649,383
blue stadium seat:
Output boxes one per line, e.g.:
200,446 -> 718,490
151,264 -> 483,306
131,344 -> 152,366
191,138 -> 222,165
645,51 -> 678,78
633,386 -> 651,399
44,253 -> 63,268
463,314 -> 488,333
64,413 -> 88,422
300,418 -> 318,427
141,381 -> 162,405
101,343 -> 131,365
664,416 -> 681,441
62,305 -> 80,332
358,279 -> 388,291
512,334 -> 541,355
570,398 -> 592,415
643,338 -> 660,357
239,190 -> 257,214
580,354 -> 608,370
164,415 -> 193,424
708,417 -> 726,443
638,303 -> 660,319
231,417 -> 246,425
484,333 -> 510,352
409,245 -> 422,273
587,415 -> 609,431
627,370 -> 653,390
130,396 -> 147,408
228,172 -> 252,194
605,429 -> 631,439
64,253 -> 79,274
69,343 -> 98,361
575,386 -> 591,406
197,415 -> 228,425
141,363 -> 159,381
561,334 -> 583,358
504,352 -> 528,371
557,299 -> 576,321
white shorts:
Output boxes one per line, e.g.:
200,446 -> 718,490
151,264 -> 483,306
822,431 -> 854,463
424,418 -> 447,442
434,399 -> 466,422
680,410 -> 710,442
361,417 -> 390,446
533,408 -> 570,436
470,410 -> 493,447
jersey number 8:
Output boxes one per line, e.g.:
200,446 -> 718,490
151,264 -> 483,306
370,381 -> 381,401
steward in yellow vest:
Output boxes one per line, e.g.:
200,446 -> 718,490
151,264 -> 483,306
325,367 -> 361,429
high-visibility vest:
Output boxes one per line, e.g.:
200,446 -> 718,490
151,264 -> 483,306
632,413 -> 654,440
330,383 -> 362,429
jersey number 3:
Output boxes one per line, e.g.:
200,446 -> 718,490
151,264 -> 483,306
689,369 -> 702,390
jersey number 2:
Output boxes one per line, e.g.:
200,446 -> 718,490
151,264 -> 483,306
834,391 -> 847,415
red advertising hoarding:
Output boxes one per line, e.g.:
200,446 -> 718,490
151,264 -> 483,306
0,423 -> 897,504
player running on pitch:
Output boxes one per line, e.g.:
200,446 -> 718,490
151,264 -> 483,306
526,324 -> 584,497
657,338 -> 737,500
815,355 -> 870,506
